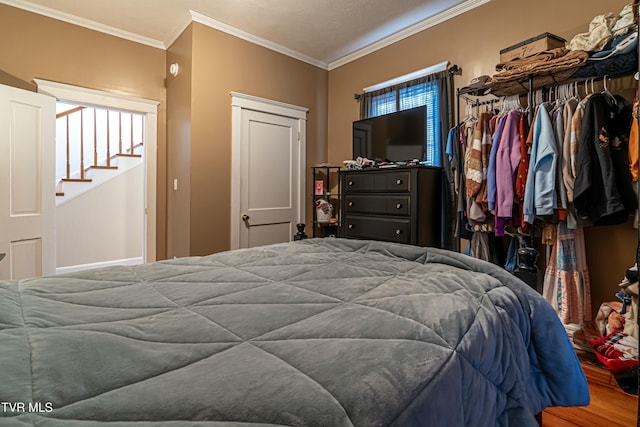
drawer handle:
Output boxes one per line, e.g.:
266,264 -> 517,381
348,224 -> 355,229
348,181 -> 354,186
395,229 -> 402,235
396,203 -> 403,209
348,201 -> 354,207
396,179 -> 403,185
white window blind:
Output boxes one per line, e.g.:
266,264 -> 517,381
368,80 -> 441,166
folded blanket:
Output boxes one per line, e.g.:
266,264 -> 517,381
489,48 -> 589,97
492,48 -> 589,82
496,47 -> 571,71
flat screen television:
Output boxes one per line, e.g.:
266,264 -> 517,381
352,105 -> 426,162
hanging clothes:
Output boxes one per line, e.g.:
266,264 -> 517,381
608,94 -> 637,212
542,222 -> 592,327
515,111 -> 531,232
494,110 -> 523,236
523,103 -> 559,225
487,115 -> 507,212
629,99 -> 638,182
563,97 -> 582,202
561,97 -> 580,228
552,103 -> 568,220
465,111 -> 493,207
573,93 -> 636,225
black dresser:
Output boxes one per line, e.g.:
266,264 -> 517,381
339,166 -> 442,247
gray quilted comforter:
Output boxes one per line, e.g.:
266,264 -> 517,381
0,238 -> 589,426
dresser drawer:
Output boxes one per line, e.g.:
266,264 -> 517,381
342,173 -> 366,191
342,215 -> 411,244
343,170 -> 411,193
376,171 -> 411,192
343,194 -> 410,216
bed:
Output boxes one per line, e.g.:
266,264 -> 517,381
0,238 -> 589,426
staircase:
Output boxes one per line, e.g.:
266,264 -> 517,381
55,104 -> 145,205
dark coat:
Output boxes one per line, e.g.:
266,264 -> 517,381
573,93 -> 636,225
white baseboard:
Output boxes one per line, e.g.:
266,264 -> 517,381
56,257 -> 144,275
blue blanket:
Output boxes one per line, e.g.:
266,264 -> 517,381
0,239 -> 589,426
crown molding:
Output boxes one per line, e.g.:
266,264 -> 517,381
0,0 -> 165,49
164,11 -> 193,49
190,11 -> 328,70
2,0 -> 491,70
328,0 -> 492,70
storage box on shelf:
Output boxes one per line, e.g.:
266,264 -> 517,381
499,32 -> 566,63
311,165 -> 341,237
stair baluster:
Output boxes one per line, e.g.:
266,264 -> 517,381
56,106 -> 144,197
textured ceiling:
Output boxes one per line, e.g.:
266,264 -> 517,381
3,0 -> 486,68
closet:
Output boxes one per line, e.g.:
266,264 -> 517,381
451,22 -> 640,404
456,78 -> 637,293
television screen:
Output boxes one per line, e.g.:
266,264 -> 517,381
352,105 -> 426,162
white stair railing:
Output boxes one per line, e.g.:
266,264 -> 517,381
55,105 -> 144,196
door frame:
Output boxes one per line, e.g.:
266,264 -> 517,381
230,92 -> 307,250
34,79 -> 160,264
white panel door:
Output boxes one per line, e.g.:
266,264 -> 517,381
239,109 -> 301,248
0,84 -> 55,279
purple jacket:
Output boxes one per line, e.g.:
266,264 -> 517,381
495,110 -> 523,234
487,115 -> 506,211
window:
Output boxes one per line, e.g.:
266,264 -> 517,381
367,79 -> 441,166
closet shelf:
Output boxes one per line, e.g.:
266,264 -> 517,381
459,50 -> 638,98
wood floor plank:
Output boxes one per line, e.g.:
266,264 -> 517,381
542,361 -> 637,427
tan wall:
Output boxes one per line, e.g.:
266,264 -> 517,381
327,0 -> 634,316
179,23 -> 328,256
0,4 -> 168,259
166,27 -> 193,259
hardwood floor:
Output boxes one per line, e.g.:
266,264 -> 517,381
542,361 -> 638,426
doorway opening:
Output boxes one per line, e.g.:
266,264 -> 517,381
35,79 -> 159,273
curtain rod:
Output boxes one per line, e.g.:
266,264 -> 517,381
355,62 -> 458,100
362,61 -> 450,93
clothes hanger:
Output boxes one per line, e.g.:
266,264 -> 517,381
514,95 -> 523,111
584,79 -> 590,97
602,75 -> 617,105
465,103 -> 473,120
558,83 -> 567,102
562,83 -> 571,101
534,89 -> 544,107
550,86 -> 561,109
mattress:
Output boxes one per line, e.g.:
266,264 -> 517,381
0,238 -> 589,426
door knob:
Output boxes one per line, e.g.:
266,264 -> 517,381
242,214 -> 250,221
